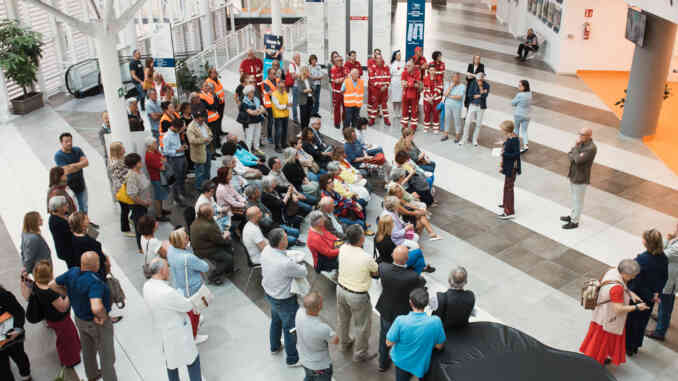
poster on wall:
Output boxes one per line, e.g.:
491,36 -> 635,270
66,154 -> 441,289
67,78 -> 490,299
263,34 -> 283,80
151,23 -> 176,85
405,0 -> 425,60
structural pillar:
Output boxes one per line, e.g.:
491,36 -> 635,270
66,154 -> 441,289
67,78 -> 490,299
271,0 -> 281,35
620,12 -> 677,138
200,0 -> 214,48
120,0 -> 138,54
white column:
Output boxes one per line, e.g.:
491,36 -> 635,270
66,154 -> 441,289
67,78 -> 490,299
230,6 -> 236,34
0,71 -> 10,122
120,0 -> 138,54
271,0 -> 281,35
200,0 -> 214,47
95,32 -> 132,152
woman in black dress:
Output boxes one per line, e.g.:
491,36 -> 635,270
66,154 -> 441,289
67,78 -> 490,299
625,229 -> 668,356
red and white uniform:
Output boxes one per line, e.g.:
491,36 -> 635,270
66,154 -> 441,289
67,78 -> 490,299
411,54 -> 427,79
330,65 -> 348,128
367,63 -> 391,126
344,59 -> 363,78
366,57 -> 377,113
240,57 -> 264,86
401,69 -> 421,129
423,74 -> 443,132
431,60 -> 446,92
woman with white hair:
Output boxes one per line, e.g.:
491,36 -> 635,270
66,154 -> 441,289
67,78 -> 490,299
381,196 -> 419,249
580,259 -> 648,366
145,137 -> 171,222
239,84 -> 265,155
326,161 -> 370,203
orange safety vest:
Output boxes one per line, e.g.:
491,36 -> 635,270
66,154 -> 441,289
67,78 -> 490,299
206,77 -> 224,102
158,111 -> 180,148
343,78 -> 364,108
199,92 -> 219,123
261,79 -> 278,109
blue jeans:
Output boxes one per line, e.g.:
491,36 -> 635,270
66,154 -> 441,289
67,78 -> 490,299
378,317 -> 393,370
304,365 -> 332,381
194,156 -> 210,192
281,224 -> 300,245
338,217 -> 366,230
367,147 -> 383,156
655,293 -> 675,337
419,161 -> 436,173
303,193 -> 319,205
266,108 -> 274,142
513,115 -> 530,147
167,355 -> 201,381
75,188 -> 88,214
266,295 -> 299,365
275,118 -> 289,148
167,156 -> 187,197
406,249 -> 426,274
134,82 -> 146,109
311,85 -> 321,115
425,174 -> 435,188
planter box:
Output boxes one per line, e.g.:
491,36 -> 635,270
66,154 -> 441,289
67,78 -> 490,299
11,92 -> 44,115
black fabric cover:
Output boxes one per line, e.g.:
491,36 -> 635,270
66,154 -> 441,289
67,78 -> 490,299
424,322 -> 616,381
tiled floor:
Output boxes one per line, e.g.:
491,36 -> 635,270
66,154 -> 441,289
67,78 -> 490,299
2,1 -> 678,381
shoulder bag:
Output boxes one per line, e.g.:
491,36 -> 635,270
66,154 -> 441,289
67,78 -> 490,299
105,274 -> 126,309
185,255 -> 213,314
115,183 -> 135,205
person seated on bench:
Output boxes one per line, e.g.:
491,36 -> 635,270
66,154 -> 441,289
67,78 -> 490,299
307,210 -> 340,273
517,29 -> 539,61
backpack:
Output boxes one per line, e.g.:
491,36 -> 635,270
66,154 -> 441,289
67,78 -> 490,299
580,279 -> 623,310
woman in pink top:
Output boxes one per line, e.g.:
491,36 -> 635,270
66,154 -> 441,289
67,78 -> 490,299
214,167 -> 247,232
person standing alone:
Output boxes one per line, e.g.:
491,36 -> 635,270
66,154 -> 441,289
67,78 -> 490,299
497,121 -> 521,220
561,128 -> 597,229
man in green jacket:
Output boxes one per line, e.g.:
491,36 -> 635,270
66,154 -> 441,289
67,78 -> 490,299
561,128 -> 597,230
190,204 -> 234,284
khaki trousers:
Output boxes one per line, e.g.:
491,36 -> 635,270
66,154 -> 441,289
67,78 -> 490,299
74,316 -> 117,381
336,286 -> 372,358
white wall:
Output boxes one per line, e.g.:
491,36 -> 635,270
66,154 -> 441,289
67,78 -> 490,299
557,0 -> 636,74
626,0 -> 678,24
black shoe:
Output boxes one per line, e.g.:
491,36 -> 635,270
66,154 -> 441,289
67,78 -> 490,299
161,209 -> 172,216
626,348 -> 635,357
89,222 -> 100,229
275,146 -> 283,153
293,240 -> 306,247
604,358 -> 612,365
560,216 -> 571,222
422,265 -> 436,273
213,152 -> 222,158
645,331 -> 665,341
156,215 -> 171,222
562,222 -> 579,230
498,204 -> 503,208
440,135 -> 449,142
334,125 -> 340,129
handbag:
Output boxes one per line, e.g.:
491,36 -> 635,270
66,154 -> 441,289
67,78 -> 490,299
185,255 -> 213,314
115,183 -> 134,205
106,274 -> 126,309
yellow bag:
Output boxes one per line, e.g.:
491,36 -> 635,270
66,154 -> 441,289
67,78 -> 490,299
116,183 -> 134,205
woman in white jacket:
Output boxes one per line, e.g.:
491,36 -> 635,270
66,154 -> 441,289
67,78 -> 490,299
143,258 -> 202,381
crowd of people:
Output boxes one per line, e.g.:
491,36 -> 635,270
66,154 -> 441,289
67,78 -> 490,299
1,43 -> 676,381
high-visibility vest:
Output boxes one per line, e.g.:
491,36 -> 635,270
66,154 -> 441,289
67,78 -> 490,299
206,77 -> 224,102
271,90 -> 290,119
343,78 -> 364,108
199,92 -> 219,123
261,79 -> 277,109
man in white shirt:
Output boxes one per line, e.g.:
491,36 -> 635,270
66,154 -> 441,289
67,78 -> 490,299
296,292 -> 338,380
242,206 -> 267,264
261,228 -> 307,367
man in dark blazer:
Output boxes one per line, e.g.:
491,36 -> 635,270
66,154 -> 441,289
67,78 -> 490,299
190,204 -> 234,284
376,246 -> 426,372
432,267 -> 475,332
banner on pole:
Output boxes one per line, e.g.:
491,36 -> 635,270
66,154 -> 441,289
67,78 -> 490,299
405,0 -> 425,61
151,23 -> 176,86
263,34 -> 284,80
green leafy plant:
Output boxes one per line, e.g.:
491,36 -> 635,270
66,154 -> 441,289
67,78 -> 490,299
175,59 -> 210,100
0,19 -> 43,98
615,84 -> 672,108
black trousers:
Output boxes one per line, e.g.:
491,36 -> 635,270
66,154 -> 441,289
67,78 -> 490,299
208,120 -> 221,152
626,301 -> 654,351
206,247 -> 234,279
119,201 -> 131,232
0,341 -> 31,381
517,43 -> 537,59
300,98 -> 313,129
131,204 -> 148,250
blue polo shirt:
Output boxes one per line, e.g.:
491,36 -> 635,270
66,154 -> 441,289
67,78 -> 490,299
55,267 -> 111,321
387,311 -> 446,378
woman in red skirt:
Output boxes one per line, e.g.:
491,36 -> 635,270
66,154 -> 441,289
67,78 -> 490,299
30,260 -> 81,381
580,259 -> 648,366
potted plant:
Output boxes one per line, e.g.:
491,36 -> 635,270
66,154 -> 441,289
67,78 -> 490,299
0,19 -> 44,114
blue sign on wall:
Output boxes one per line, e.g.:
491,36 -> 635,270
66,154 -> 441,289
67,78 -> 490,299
405,0 -> 425,61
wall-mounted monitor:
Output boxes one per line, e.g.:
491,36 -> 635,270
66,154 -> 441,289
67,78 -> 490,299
625,8 -> 647,47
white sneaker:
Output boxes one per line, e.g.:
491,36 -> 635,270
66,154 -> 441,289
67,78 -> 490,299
194,334 -> 209,345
